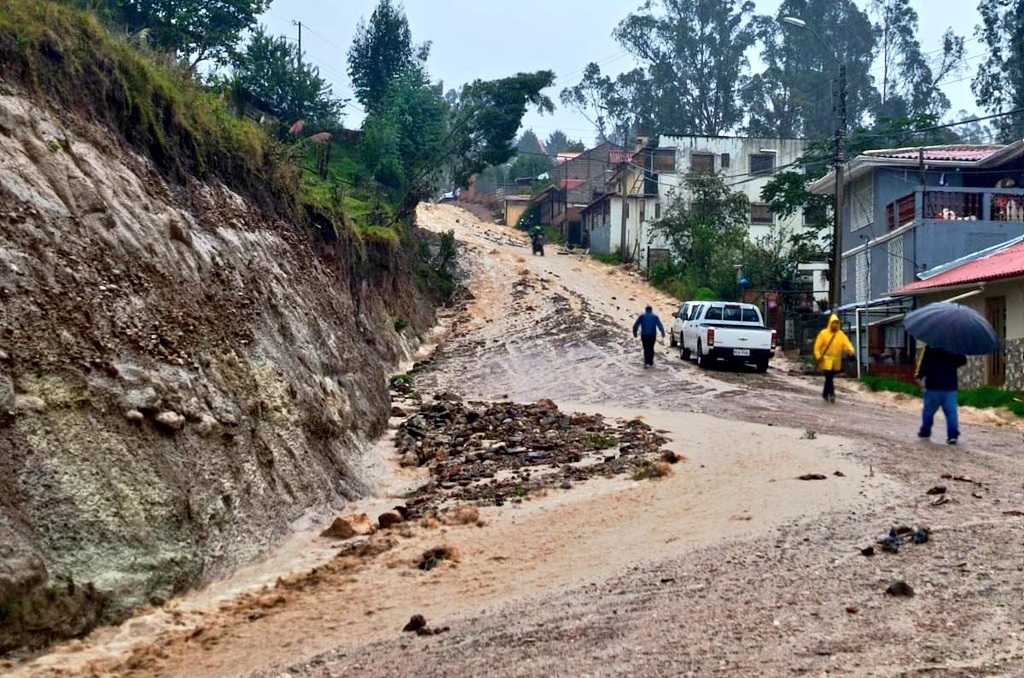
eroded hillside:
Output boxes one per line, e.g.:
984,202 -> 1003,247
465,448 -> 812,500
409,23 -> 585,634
0,83 -> 432,654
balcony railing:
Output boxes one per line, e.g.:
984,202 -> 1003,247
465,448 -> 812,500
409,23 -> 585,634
885,186 -> 1024,230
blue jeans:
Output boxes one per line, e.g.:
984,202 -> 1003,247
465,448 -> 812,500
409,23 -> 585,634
920,389 -> 960,440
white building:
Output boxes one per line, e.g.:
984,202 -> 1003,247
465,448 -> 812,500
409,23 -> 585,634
583,135 -> 819,270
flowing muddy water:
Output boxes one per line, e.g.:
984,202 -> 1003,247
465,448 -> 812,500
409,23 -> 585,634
11,204 -> 1023,678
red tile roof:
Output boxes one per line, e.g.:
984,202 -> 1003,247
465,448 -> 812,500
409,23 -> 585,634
560,178 -> 586,189
863,144 -> 1003,162
895,239 -> 1024,293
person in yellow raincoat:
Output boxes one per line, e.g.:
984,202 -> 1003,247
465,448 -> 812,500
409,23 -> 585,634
813,314 -> 855,403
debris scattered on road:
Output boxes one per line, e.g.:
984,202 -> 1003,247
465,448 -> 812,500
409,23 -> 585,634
801,429 -> 817,440
885,580 -> 915,597
417,545 -> 460,571
926,485 -> 947,495
320,514 -> 378,540
798,474 -> 827,480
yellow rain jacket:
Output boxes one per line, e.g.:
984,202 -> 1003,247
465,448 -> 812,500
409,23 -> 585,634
813,314 -> 855,372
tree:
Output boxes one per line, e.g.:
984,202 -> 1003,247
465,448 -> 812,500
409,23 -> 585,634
612,0 -> 757,136
347,0 -> 430,116
115,0 -> 269,68
649,172 -> 750,297
560,63 -> 643,143
871,0 -> 964,121
231,25 -> 344,131
509,130 -> 553,182
446,71 -> 556,186
952,110 -> 995,143
742,0 -> 878,141
972,0 -> 1024,141
545,130 -> 584,158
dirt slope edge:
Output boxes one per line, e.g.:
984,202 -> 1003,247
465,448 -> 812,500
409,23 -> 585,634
0,89 -> 431,654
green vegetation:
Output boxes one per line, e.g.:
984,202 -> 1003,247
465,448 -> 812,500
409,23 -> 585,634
632,460 -> 672,481
591,251 -> 623,266
393,316 -> 409,333
585,434 -> 619,451
389,373 -> 413,389
860,376 -> 1024,417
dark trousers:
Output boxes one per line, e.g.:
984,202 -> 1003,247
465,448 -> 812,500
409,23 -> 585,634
641,334 -> 657,365
822,370 -> 837,398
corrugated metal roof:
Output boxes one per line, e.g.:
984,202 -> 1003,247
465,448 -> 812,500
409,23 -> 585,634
895,238 -> 1024,293
863,144 -> 1003,162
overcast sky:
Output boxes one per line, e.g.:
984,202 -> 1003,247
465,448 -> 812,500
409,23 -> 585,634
259,0 -> 986,143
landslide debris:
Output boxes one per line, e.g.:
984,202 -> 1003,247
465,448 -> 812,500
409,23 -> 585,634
391,393 -> 673,514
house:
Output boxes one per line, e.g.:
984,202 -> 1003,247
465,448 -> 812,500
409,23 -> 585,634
810,140 -> 1024,375
890,236 -> 1024,390
657,135 -> 811,243
581,144 -> 661,263
531,141 -> 622,245
502,194 -> 532,228
581,135 -> 813,267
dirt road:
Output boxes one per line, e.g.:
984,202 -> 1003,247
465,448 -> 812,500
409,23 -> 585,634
13,204 -> 1024,678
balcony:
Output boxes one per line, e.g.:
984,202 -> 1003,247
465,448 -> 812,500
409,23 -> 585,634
886,186 -> 1024,231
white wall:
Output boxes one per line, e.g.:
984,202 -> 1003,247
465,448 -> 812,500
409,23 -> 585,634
657,135 -> 812,244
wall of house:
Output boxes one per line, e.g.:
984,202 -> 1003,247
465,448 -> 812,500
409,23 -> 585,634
658,135 -> 809,244
585,200 -> 623,255
917,279 -> 1024,390
503,199 -> 531,227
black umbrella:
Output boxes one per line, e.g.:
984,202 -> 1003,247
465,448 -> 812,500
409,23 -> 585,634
903,302 -> 998,355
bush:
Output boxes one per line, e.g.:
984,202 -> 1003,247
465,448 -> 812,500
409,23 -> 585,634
860,376 -> 921,397
859,377 -> 1024,417
591,251 -> 622,265
393,316 -> 409,333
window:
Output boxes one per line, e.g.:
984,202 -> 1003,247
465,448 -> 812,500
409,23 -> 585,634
688,304 -> 703,321
856,250 -> 869,303
888,237 -> 905,290
851,174 -> 874,230
749,153 -> 775,175
655,202 -> 662,219
705,307 -> 723,321
751,203 -> 774,225
653,149 -> 676,173
639,201 -> 646,222
624,202 -> 630,218
884,325 -> 904,349
720,153 -> 730,169
690,153 -> 714,173
741,307 -> 762,323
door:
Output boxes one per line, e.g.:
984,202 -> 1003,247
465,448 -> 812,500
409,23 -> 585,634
986,296 -> 1006,386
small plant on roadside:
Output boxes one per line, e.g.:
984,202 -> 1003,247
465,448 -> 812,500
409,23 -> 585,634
393,316 -> 409,333
632,460 -> 673,481
389,373 -> 413,389
591,251 -> 622,265
585,434 -> 619,451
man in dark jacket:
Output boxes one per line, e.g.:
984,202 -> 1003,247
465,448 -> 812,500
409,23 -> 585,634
632,305 -> 665,367
915,345 -> 968,444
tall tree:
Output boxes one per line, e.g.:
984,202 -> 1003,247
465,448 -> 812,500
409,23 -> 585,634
742,0 -> 878,141
231,26 -> 344,130
115,0 -> 269,68
560,63 -> 644,144
612,0 -> 757,136
544,130 -> 586,157
446,71 -> 556,186
347,0 -> 430,116
973,0 -> 1024,141
509,130 -> 553,182
871,0 -> 964,121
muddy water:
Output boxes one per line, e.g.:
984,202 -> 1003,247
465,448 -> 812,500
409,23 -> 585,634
6,204 -> 955,678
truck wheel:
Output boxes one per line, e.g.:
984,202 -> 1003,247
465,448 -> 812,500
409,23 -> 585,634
669,332 -> 677,348
696,341 -> 708,369
681,343 -> 691,360
755,358 -> 769,373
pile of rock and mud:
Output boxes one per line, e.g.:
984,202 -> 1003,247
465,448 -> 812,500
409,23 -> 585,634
390,392 -> 675,514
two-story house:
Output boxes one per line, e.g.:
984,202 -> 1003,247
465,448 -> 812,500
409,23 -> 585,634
532,141 -> 622,245
581,135 -> 812,268
809,141 -> 1024,377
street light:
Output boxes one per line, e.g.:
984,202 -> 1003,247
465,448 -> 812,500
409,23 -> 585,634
780,15 -> 847,311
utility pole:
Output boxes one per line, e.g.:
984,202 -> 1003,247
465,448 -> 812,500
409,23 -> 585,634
830,64 -> 847,310
293,20 -> 303,71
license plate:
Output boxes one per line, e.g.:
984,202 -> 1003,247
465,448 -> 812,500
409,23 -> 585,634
733,348 -> 750,357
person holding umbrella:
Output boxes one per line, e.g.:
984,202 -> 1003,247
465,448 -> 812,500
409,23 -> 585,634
813,314 -> 855,403
915,345 -> 967,444
903,302 -> 1000,446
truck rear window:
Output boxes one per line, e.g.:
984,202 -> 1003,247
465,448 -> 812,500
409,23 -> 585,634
705,306 -> 761,323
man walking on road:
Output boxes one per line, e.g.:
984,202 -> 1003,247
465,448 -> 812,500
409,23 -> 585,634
633,305 -> 665,368
915,345 -> 967,445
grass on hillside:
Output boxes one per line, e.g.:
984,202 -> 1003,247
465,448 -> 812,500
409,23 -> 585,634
860,375 -> 1024,417
0,0 -> 297,212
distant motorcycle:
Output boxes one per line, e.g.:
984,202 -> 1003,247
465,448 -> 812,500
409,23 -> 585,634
531,233 -> 545,256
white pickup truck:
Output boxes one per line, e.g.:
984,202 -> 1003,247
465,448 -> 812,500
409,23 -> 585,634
679,301 -> 777,372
